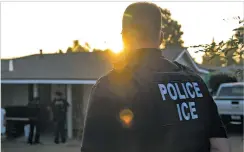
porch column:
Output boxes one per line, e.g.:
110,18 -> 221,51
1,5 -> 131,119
33,84 -> 38,97
66,84 -> 73,139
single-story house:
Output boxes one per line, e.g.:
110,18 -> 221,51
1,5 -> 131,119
198,64 -> 244,82
162,47 -> 209,79
1,48 -> 209,139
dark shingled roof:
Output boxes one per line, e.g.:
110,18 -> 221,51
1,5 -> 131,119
1,52 -> 113,80
1,47 -> 185,80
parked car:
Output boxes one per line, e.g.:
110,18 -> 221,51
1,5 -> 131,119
213,82 -> 244,126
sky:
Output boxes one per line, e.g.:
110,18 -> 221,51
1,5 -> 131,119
1,1 -> 243,63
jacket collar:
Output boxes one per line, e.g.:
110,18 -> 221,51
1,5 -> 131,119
113,48 -> 162,70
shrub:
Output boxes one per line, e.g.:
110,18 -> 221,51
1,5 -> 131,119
209,73 -> 237,94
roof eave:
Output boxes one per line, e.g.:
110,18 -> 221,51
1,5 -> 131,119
1,79 -> 97,84
175,49 -> 210,74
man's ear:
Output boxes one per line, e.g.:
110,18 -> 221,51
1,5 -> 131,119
122,31 -> 128,49
122,30 -> 134,49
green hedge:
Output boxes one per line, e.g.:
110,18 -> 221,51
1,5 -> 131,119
209,73 -> 237,94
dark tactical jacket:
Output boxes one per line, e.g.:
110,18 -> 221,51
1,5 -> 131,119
28,98 -> 41,120
81,48 -> 227,152
51,98 -> 69,121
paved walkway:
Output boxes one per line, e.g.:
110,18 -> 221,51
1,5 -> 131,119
2,134 -> 81,152
229,133 -> 243,152
2,143 -> 79,152
1,133 -> 243,152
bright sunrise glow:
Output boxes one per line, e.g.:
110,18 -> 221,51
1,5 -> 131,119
1,1 -> 243,63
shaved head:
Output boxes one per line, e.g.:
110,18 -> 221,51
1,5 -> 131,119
122,2 -> 162,46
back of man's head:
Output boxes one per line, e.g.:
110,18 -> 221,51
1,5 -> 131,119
55,91 -> 63,97
122,2 -> 162,45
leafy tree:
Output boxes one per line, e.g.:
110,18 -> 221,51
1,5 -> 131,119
66,47 -> 73,53
65,40 -> 90,53
193,17 -> 243,66
84,42 -> 91,52
58,49 -> 63,54
231,25 -> 244,65
72,40 -> 89,52
201,39 -> 226,67
93,48 -> 103,52
160,8 -> 184,49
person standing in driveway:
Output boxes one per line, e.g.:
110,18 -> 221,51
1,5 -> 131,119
51,91 -> 69,144
28,97 -> 41,145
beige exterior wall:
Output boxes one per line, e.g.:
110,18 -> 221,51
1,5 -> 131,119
71,84 -> 84,134
82,84 -> 93,119
71,84 -> 93,139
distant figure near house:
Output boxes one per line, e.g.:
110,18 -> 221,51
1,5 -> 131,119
27,97 -> 41,145
51,91 -> 69,144
1,108 -> 6,136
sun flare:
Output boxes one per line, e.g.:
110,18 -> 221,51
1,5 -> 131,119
108,39 -> 123,54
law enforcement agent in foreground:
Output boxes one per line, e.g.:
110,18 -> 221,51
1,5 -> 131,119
51,91 -> 69,144
81,2 -> 230,152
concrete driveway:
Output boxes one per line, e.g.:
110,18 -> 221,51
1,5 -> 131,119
1,132 -> 243,152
